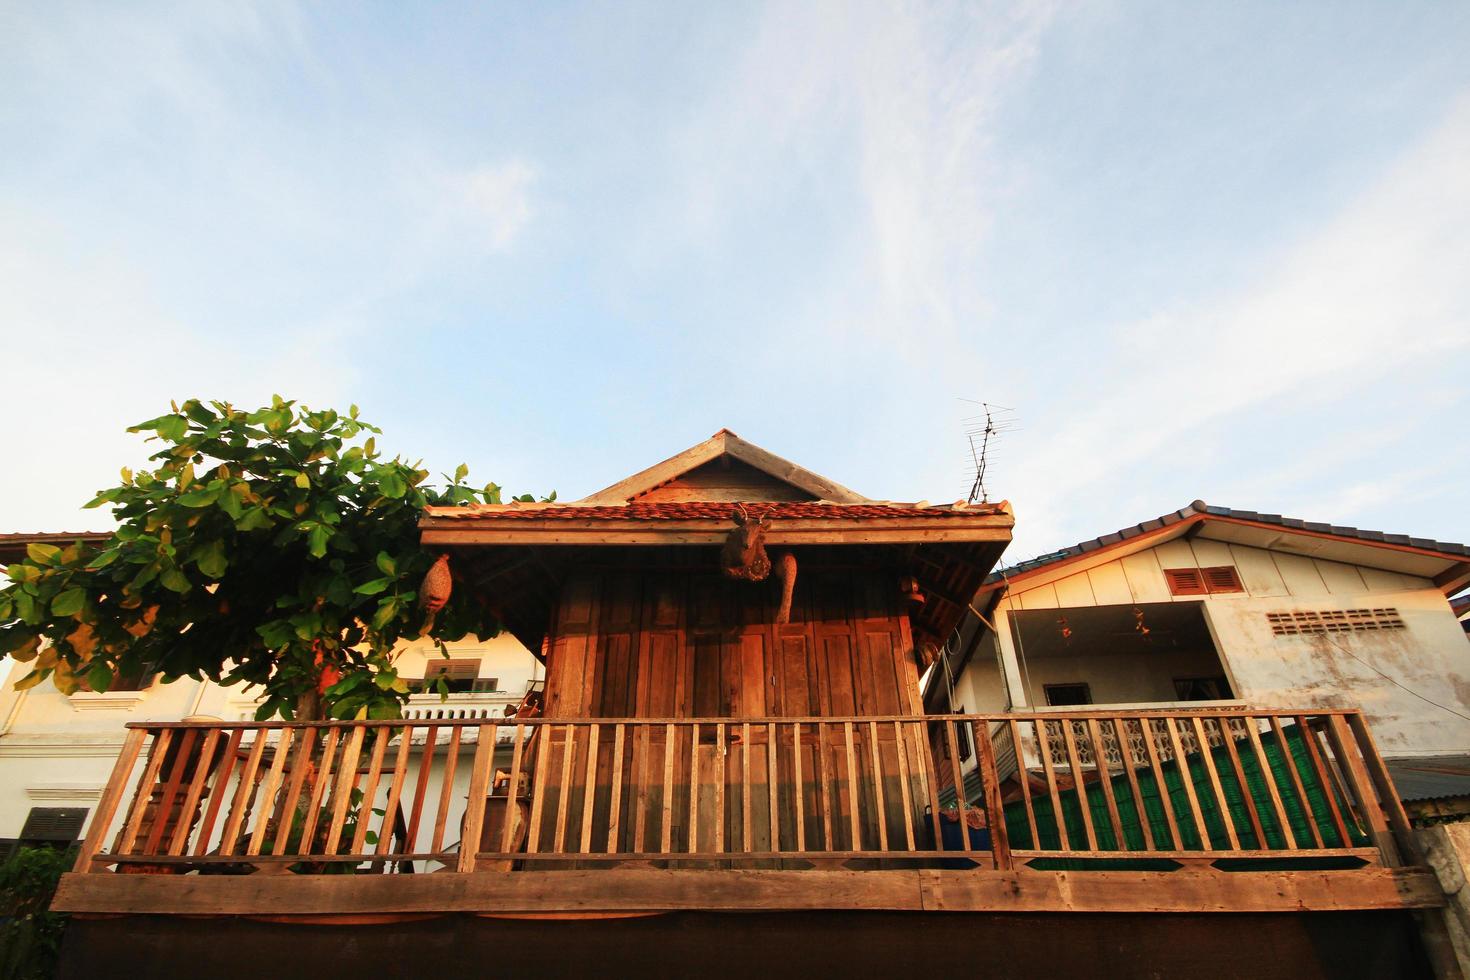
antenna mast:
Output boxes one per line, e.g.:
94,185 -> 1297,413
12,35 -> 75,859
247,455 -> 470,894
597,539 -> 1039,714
961,400 -> 1017,504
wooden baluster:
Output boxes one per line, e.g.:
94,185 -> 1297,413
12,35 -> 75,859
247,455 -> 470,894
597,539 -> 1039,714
868,721 -> 888,852
376,726 -> 415,859
894,720 -> 915,852
324,726 -> 367,856
1216,718 -> 1267,850
404,726 -> 439,854
430,727 -> 463,855
818,721 -> 834,852
660,723 -> 676,855
193,729 -> 245,858
1036,720 -> 1071,851
974,720 -> 1011,869
555,725 -> 578,853
713,723 -> 725,854
1243,717 -> 1295,849
526,724 -> 552,855
1139,718 -> 1181,851
1059,720 -> 1098,851
920,721 -> 944,853
766,722 -> 780,854
168,729 -> 222,856
1162,716 -> 1208,850
1084,718 -> 1125,851
687,723 -> 700,853
1296,715 -> 1350,847
119,730 -> 175,856
350,728 -> 392,855
1344,712 -> 1423,865
457,723 -> 496,872
606,723 -> 626,854
1324,715 -> 1397,864
74,728 -> 147,872
296,729 -> 341,857
1007,720 -> 1038,852
272,727 -> 319,857
792,722 -> 806,853
633,725 -> 650,853
943,719 -> 972,858
218,731 -> 269,857
845,721 -> 863,851
503,724 -> 528,855
1108,719 -> 1154,851
245,729 -> 294,857
580,724 -> 600,855
1190,717 -> 1238,850
741,722 -> 752,853
1268,716 -> 1323,848
144,729 -> 199,856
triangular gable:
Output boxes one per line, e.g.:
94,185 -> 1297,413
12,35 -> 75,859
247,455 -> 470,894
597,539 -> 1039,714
578,429 -> 869,505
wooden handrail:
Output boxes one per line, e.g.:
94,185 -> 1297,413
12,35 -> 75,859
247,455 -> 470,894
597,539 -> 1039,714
77,707 -> 1412,876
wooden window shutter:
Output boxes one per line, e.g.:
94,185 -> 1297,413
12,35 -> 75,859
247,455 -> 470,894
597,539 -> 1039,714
1201,566 -> 1243,594
1163,568 -> 1206,596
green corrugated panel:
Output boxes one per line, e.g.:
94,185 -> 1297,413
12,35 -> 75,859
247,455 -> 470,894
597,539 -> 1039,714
1002,722 -> 1368,864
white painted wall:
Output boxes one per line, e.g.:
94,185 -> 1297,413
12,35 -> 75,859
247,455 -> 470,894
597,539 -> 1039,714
986,537 -> 1470,757
0,634 -> 539,839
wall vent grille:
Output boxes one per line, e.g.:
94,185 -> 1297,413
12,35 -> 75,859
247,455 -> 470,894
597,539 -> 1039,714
1267,608 -> 1405,636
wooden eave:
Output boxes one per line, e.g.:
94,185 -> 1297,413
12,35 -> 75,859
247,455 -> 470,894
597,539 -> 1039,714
421,512 -> 1014,548
978,513 -> 1470,599
577,429 -> 870,505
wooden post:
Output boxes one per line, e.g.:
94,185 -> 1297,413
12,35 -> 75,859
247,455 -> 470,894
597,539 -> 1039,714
1345,712 -> 1424,866
73,728 -> 147,872
974,719 -> 1011,870
457,724 -> 496,873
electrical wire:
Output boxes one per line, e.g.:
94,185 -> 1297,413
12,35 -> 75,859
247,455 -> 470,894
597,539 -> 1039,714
1319,633 -> 1470,725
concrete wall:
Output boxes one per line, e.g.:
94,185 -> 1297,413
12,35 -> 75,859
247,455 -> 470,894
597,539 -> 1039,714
988,537 -> 1470,756
0,633 -> 539,840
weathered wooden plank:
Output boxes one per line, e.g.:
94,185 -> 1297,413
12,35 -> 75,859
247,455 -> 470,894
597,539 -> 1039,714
1084,719 -> 1124,852
218,731 -> 269,857
457,724 -> 496,873
1268,716 -> 1323,849
1243,717 -> 1295,849
168,729 -> 222,856
1190,717 -> 1238,851
974,720 -> 1010,870
376,727 -> 414,859
1325,715 -> 1395,865
323,726 -> 365,856
296,728 -> 340,857
430,727 -> 463,855
526,727 -> 552,855
192,728 -> 245,859
893,721 -> 915,852
51,866 -> 1444,916
404,725 -> 439,853
765,721 -> 778,853
144,729 -> 197,856
1163,717 -> 1207,850
1059,721 -> 1097,851
741,722 -> 752,853
605,725 -> 623,852
1216,718 -> 1266,850
73,728 -> 146,871
272,727 -> 318,857
247,729 -> 294,857
580,724 -> 601,855
1108,719 -> 1154,851
868,721 -> 888,852
1345,713 -> 1424,865
1296,715 -> 1350,847
350,728 -> 392,855
1139,718 -> 1181,851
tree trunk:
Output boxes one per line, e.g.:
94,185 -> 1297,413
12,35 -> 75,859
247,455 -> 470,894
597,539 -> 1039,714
295,687 -> 323,722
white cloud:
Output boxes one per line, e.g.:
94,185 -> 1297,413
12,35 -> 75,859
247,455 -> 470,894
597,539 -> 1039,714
461,160 -> 538,252
1003,91 -> 1470,552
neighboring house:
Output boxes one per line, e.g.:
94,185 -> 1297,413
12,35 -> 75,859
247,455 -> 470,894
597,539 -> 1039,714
33,443 -> 1470,976
925,500 -> 1470,819
0,535 -> 542,858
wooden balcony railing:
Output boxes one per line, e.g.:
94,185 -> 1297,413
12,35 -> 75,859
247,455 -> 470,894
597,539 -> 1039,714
71,708 -> 1421,877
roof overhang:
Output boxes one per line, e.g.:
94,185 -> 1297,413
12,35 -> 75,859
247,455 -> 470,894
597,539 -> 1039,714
421,510 -> 1014,547
980,504 -> 1470,598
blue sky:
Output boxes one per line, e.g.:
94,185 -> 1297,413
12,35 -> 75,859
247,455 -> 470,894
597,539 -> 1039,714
3,1 -> 1468,563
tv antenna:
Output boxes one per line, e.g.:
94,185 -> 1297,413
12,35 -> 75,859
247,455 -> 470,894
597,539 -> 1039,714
961,400 -> 1018,504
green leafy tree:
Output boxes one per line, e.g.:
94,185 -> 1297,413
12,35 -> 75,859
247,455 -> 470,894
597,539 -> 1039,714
0,397 -> 545,720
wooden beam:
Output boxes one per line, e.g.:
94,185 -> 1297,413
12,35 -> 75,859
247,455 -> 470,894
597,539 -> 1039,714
422,525 -> 1013,547
51,866 -> 1444,916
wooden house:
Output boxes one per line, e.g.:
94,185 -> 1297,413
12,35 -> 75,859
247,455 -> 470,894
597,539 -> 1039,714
49,437 -> 1461,977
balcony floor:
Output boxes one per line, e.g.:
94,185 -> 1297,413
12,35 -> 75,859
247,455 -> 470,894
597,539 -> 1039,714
53,865 -> 1443,918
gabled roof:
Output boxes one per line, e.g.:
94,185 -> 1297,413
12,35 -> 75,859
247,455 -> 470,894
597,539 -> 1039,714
985,501 -> 1470,596
578,429 -> 869,505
